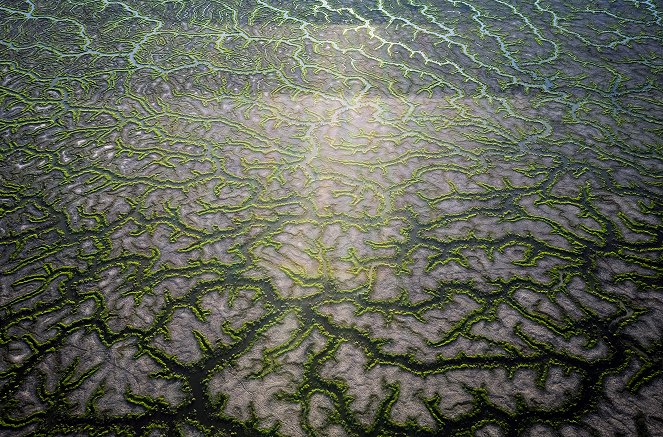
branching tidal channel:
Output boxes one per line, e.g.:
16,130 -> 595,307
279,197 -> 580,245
1,0 -> 662,435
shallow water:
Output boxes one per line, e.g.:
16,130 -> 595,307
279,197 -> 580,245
1,0 -> 662,435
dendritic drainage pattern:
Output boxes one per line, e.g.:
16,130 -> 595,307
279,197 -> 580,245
0,0 -> 662,435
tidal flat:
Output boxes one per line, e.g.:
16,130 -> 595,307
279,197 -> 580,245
1,1 -> 662,435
